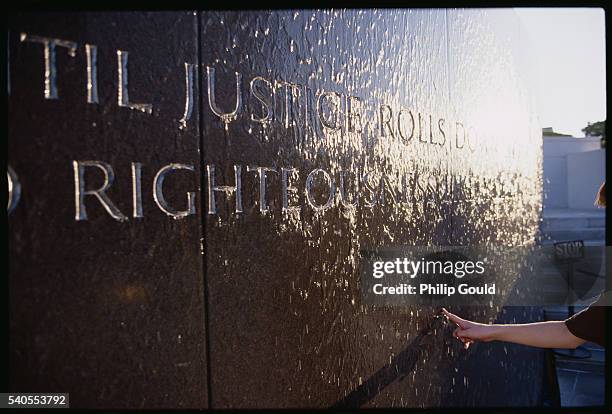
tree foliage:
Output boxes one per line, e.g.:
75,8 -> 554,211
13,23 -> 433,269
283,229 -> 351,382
582,120 -> 606,148
582,120 -> 605,138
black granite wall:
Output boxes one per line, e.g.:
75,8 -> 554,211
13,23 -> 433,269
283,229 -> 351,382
8,10 -> 543,409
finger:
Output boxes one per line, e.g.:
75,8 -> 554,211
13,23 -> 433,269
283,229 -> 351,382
442,308 -> 465,327
442,308 -> 457,322
453,327 -> 461,339
453,328 -> 472,347
455,329 -> 469,340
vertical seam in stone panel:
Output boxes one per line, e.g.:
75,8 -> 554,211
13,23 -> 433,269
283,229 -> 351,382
444,9 -> 455,246
196,10 -> 214,409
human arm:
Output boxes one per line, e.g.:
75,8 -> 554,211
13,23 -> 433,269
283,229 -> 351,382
441,308 -> 586,349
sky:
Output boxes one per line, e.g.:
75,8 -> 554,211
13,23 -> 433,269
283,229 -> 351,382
514,8 -> 606,137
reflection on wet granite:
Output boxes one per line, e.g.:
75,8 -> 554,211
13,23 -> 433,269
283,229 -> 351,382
200,9 -> 542,408
9,9 -> 542,408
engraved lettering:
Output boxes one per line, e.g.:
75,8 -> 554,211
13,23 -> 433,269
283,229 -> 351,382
305,168 -> 335,212
178,63 -> 195,130
418,112 -> 427,143
20,33 -> 77,99
247,165 -> 276,213
281,167 -> 300,213
339,171 -> 358,209
379,104 -> 394,138
438,118 -> 446,146
316,90 -> 341,131
346,95 -> 363,133
250,76 -> 273,124
276,80 -> 301,128
415,171 -> 426,201
117,50 -> 153,114
363,172 -> 383,208
455,122 -> 466,149
303,85 -> 315,137
206,66 -> 242,125
397,108 -> 415,143
400,173 -> 412,203
429,114 -> 435,144
131,162 -> 143,218
379,175 -> 396,205
153,164 -> 196,218
85,44 -> 98,104
206,164 -> 243,215
73,160 -> 127,222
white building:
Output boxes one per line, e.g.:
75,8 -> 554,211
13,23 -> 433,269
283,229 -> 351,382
541,128 -> 605,244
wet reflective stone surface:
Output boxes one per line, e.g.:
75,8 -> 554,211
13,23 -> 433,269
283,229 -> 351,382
200,10 -> 541,408
8,12 -> 208,409
8,9 -> 543,409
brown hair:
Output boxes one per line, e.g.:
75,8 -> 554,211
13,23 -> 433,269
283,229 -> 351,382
594,182 -> 606,207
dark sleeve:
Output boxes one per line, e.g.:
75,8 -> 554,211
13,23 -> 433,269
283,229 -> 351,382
564,295 -> 606,347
